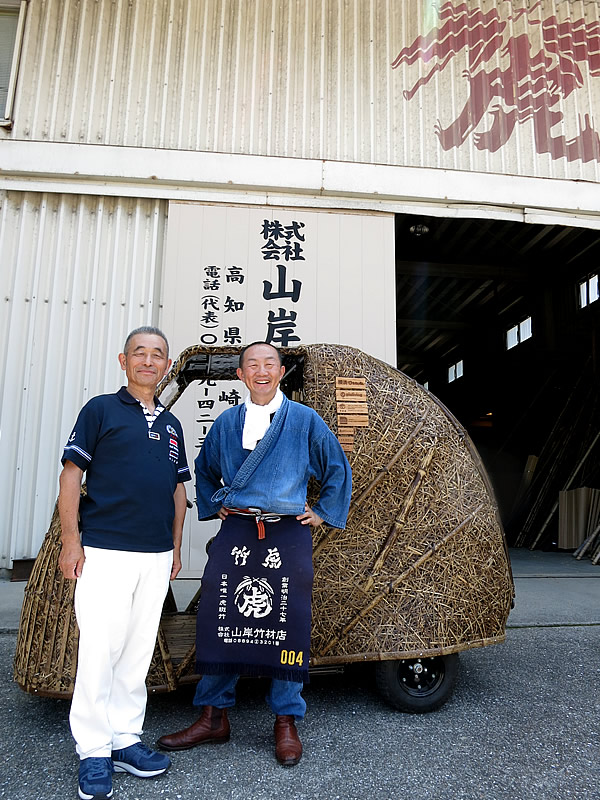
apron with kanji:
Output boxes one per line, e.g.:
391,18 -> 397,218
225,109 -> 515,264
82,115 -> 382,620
195,513 -> 313,683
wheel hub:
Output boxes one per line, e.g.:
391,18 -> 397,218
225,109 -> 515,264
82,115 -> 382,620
399,657 -> 445,696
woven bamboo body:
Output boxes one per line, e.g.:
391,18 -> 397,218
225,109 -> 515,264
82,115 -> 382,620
302,344 -> 513,663
14,344 -> 513,697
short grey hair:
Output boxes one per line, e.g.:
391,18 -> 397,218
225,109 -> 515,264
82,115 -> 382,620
123,326 -> 169,357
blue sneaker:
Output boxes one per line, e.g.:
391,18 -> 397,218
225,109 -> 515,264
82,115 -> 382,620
78,757 -> 113,800
111,742 -> 171,778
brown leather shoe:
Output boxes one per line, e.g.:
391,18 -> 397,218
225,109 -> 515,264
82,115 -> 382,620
156,706 -> 230,751
274,714 -> 302,766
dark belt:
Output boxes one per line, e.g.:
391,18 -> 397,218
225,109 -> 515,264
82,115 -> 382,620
226,507 -> 286,540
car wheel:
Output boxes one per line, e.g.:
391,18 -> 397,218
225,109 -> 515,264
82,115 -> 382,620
374,653 -> 459,713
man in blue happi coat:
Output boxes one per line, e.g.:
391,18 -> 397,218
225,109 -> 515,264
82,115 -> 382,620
158,341 -> 352,766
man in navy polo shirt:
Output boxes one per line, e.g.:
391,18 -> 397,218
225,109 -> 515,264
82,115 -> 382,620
58,326 -> 191,800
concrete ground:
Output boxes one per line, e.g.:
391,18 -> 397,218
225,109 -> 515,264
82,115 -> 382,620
1,548 -> 600,800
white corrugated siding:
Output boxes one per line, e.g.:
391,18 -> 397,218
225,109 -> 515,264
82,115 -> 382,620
8,0 -> 600,182
0,191 -> 167,567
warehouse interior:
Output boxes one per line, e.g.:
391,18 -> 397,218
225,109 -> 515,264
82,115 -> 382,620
393,213 -> 600,551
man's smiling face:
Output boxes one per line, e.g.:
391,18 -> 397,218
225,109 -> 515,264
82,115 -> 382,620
118,333 -> 171,392
236,344 -> 285,406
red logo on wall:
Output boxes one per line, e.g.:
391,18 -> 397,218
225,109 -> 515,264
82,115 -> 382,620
392,1 -> 600,162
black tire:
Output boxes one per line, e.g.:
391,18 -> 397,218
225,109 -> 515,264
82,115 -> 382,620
374,653 -> 459,713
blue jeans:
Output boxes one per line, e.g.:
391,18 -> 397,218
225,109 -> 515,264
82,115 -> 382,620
193,673 -> 306,719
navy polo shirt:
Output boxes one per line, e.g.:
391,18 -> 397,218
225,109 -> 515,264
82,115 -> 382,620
62,387 -> 191,553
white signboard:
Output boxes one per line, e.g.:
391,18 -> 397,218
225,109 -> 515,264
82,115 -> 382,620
161,202 -> 395,576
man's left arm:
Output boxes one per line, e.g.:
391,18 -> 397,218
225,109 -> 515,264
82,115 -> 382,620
307,427 -> 353,529
171,482 -> 187,580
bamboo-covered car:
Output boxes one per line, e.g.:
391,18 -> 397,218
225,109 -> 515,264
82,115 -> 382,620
15,343 -> 514,712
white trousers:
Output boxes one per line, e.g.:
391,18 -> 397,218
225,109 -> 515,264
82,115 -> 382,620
70,546 -> 172,759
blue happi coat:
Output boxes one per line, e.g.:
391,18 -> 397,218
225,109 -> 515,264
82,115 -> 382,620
194,394 -> 352,529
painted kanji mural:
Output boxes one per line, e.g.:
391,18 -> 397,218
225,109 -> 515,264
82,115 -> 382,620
393,1 -> 600,162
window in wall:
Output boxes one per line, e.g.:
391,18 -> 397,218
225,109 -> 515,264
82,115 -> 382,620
506,316 -> 532,350
579,273 -> 599,308
447,359 -> 463,383
0,2 -> 27,126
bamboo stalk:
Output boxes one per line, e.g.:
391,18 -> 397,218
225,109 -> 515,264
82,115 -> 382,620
313,416 -> 429,558
175,644 -> 197,680
530,430 -> 600,549
361,441 -> 436,592
348,416 -> 429,517
311,632 -> 505,664
517,373 -> 593,547
155,628 -> 178,692
320,505 -> 483,656
574,521 -> 600,560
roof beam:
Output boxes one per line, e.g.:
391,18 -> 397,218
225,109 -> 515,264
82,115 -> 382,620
395,260 -> 529,281
396,318 -> 470,330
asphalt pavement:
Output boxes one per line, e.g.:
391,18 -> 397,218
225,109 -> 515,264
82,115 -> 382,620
1,549 -> 600,800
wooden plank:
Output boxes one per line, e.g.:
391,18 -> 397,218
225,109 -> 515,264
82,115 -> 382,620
337,427 -> 355,444
336,377 -> 366,389
335,388 -> 367,401
338,414 -> 369,427
336,402 -> 368,415
341,442 -> 354,452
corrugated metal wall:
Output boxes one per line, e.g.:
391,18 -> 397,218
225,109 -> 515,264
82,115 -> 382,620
0,191 -> 167,568
8,0 -> 600,181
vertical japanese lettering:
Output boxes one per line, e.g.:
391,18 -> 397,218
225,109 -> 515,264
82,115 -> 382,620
259,219 -> 306,345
